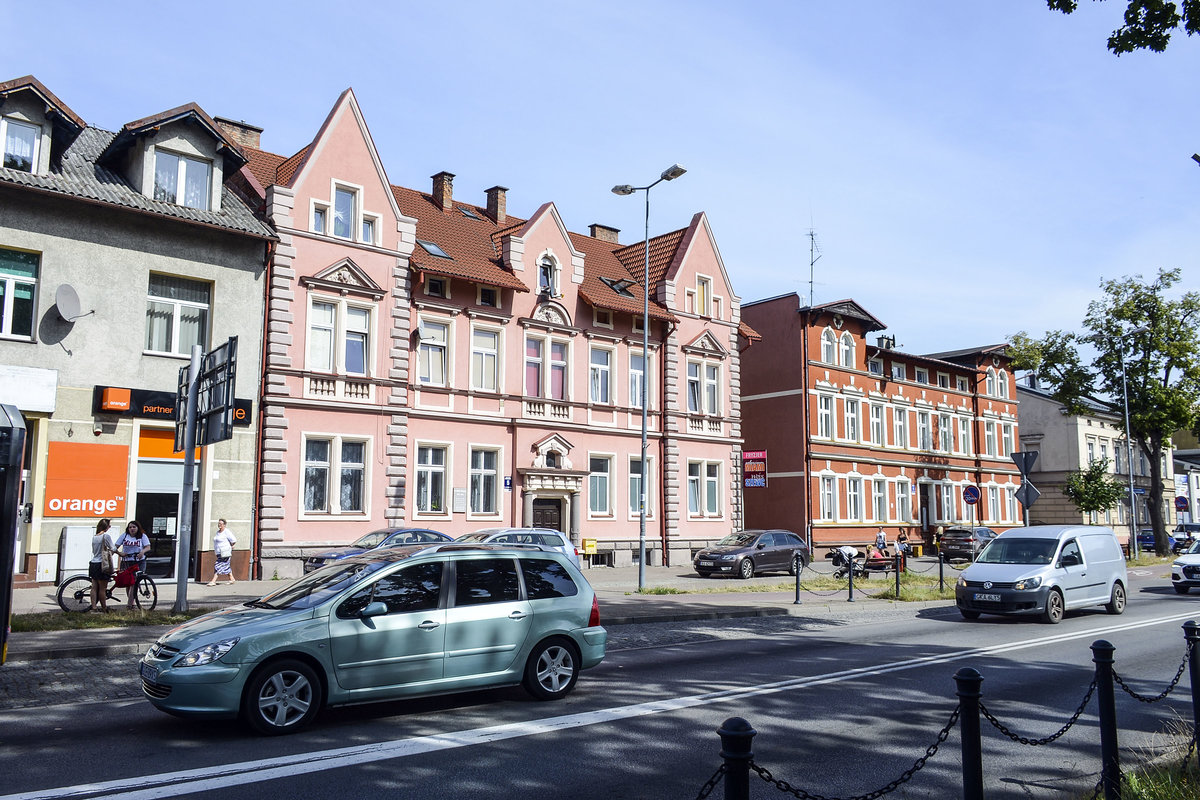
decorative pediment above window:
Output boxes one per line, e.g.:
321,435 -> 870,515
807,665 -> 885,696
300,258 -> 386,299
531,433 -> 575,469
681,330 -> 728,359
531,301 -> 571,327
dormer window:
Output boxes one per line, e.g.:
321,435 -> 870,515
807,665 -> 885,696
538,257 -> 558,296
696,276 -> 712,316
2,118 -> 40,173
154,150 -> 211,210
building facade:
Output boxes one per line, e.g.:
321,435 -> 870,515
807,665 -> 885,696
0,76 -> 272,584
231,90 -> 755,577
739,296 -> 1022,552
1018,381 -> 1173,539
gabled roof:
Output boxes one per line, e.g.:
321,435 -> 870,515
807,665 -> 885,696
0,75 -> 85,134
101,102 -> 248,174
803,299 -> 887,332
924,344 -> 1011,362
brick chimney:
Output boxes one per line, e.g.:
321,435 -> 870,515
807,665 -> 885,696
486,185 -> 508,225
432,171 -> 455,212
214,117 -> 262,150
589,224 -> 620,244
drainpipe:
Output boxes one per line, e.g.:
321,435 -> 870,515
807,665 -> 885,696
251,237 -> 276,581
800,305 -> 813,553
659,315 -> 677,565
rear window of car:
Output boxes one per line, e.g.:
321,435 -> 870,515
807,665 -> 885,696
454,558 -> 520,606
520,558 -> 578,599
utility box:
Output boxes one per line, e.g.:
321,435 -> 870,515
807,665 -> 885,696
57,526 -> 95,583
0,405 -> 27,665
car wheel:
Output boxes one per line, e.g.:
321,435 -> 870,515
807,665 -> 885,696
1042,589 -> 1065,625
1174,584 -> 1190,595
738,558 -> 755,580
960,609 -> 980,620
242,659 -> 322,735
788,554 -> 802,576
1105,582 -> 1126,615
523,638 -> 580,700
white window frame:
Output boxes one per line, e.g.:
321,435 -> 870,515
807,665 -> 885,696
957,376 -> 969,392
938,413 -> 952,452
629,350 -> 649,409
0,246 -> 38,340
425,276 -> 448,298
1001,423 -> 1015,459
893,407 -> 909,449
310,200 -> 329,234
868,358 -> 884,376
985,421 -> 997,457
917,410 -> 932,451
695,275 -> 713,316
817,394 -> 834,439
144,274 -> 210,358
632,315 -> 645,334
986,368 -> 998,397
872,478 -> 887,522
937,373 -> 950,388
687,361 -> 702,413
589,344 -> 613,405
869,403 -> 884,445
914,367 -> 929,385
468,446 -> 501,518
538,256 -> 560,297
477,285 -> 498,307
524,335 -> 569,400
1,117 -> 40,173
821,329 -> 837,364
1005,486 -> 1018,522
988,486 -> 1001,522
819,475 -> 837,521
628,456 -> 654,519
300,433 -> 371,517
895,480 -> 912,523
839,333 -> 855,369
940,483 -> 955,523
845,476 -> 864,522
891,363 -> 906,381
361,213 -> 379,246
997,370 -> 1009,399
592,307 -> 614,329
843,398 -> 861,442
417,317 -> 451,387
703,363 -> 720,415
958,418 -> 972,455
306,295 -> 374,376
688,460 -> 723,518
332,185 -> 358,240
414,443 -> 450,517
153,148 -> 212,210
470,325 -> 502,393
588,453 -> 614,517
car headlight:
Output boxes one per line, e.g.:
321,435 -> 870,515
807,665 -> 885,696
957,577 -> 967,588
1014,576 -> 1042,591
718,554 -> 735,561
175,637 -> 240,667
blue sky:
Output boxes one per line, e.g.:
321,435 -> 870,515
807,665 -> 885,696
10,1 -> 1198,353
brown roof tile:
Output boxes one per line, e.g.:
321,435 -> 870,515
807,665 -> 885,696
0,75 -> 85,131
242,146 -> 288,190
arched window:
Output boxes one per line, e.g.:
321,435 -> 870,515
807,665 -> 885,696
840,333 -> 855,368
997,370 -> 1009,399
821,329 -> 837,364
985,368 -> 997,397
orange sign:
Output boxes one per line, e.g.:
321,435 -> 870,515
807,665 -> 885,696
100,387 -> 131,411
43,442 -> 129,517
138,428 -> 198,461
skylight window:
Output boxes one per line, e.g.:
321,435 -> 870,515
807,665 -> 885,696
458,206 -> 480,220
601,276 -> 636,298
417,240 -> 452,259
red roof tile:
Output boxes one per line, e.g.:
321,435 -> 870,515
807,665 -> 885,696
242,146 -> 288,191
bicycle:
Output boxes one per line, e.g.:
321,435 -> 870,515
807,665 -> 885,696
56,566 -> 158,612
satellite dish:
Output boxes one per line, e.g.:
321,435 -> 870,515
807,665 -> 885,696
55,284 -> 82,321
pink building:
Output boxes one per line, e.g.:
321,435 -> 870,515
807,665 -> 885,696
227,90 -> 757,576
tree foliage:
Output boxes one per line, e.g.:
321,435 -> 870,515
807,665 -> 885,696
1010,268 -> 1200,554
1048,0 -> 1200,53
1063,458 -> 1126,514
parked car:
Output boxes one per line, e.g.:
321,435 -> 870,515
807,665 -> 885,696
693,530 -> 810,579
939,526 -> 998,561
955,525 -> 1127,624
1136,527 -> 1175,552
140,544 -> 607,734
302,527 -> 452,573
456,528 -> 581,569
1170,538 -> 1200,594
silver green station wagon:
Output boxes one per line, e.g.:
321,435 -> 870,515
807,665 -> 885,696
140,544 -> 607,734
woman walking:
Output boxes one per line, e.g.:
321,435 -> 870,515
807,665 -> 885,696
88,518 -> 116,612
208,519 -> 237,585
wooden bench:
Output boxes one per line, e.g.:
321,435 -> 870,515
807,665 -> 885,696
863,555 -> 907,575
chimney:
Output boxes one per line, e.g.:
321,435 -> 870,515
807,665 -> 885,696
589,224 -> 620,244
214,116 -> 263,150
432,171 -> 455,212
876,335 -> 895,350
486,185 -> 508,225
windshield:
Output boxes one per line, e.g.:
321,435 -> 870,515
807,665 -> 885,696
456,533 -> 492,542
975,538 -> 1057,565
716,532 -> 758,547
1185,539 -> 1200,556
257,558 -> 393,610
350,530 -> 391,549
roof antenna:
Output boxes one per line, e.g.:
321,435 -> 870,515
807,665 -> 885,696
808,227 -> 822,307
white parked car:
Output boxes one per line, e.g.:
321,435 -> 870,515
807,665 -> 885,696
456,528 -> 582,569
1170,538 -> 1200,594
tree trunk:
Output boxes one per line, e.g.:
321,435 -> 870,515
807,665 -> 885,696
1144,434 -> 1168,556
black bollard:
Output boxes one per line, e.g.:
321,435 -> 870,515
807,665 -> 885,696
1185,621 -> 1200,768
955,667 -> 984,800
1091,640 -> 1120,800
939,552 -> 945,593
894,553 -> 902,599
847,555 -> 855,602
718,716 -> 756,800
794,556 -> 802,605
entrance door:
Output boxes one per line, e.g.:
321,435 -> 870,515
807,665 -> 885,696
532,498 -> 563,532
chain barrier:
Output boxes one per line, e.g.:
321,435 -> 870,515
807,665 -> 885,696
943,560 -> 971,573
979,680 -> 1096,746
795,563 -> 855,597
694,764 -> 726,800
1183,733 -> 1198,775
1112,643 -> 1191,703
903,559 -> 940,574
745,705 -> 961,800
1086,771 -> 1108,800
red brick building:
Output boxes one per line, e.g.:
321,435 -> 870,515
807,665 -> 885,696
740,296 -> 1021,552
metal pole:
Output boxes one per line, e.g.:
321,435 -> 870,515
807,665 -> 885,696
1185,620 -> 1200,769
794,558 -> 802,605
718,717 -> 756,800
955,667 -> 985,800
939,551 -> 945,593
638,184 -> 650,592
1120,346 -> 1139,559
894,552 -> 901,598
847,552 -> 855,602
1091,640 -> 1120,800
172,345 -> 201,614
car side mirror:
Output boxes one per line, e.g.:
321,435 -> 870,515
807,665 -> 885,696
361,601 -> 388,618
756,542 -> 766,549
1059,554 -> 1080,568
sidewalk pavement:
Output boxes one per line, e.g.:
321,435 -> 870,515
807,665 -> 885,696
3,562 -> 957,663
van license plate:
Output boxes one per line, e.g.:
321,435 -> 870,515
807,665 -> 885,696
699,560 -> 713,567
140,661 -> 158,682
974,593 -> 1001,602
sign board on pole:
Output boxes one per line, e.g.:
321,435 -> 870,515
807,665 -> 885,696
742,450 -> 767,488
1015,483 -> 1041,508
1011,450 -> 1039,476
1177,496 -> 1190,512
962,485 -> 980,506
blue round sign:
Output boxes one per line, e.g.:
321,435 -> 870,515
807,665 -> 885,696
963,485 -> 981,505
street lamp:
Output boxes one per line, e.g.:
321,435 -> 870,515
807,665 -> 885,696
612,163 -> 686,591
1118,326 -> 1149,558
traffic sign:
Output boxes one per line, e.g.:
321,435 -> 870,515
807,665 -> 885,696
1177,496 -> 1190,512
1011,450 -> 1039,476
1015,483 -> 1041,508
963,485 -> 980,505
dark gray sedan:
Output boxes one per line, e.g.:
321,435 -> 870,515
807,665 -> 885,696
940,526 -> 998,561
694,530 -> 811,579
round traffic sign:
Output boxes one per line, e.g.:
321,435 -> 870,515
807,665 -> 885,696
963,485 -> 980,505
1177,496 -> 1190,512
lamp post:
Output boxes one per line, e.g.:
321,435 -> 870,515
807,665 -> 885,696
612,163 -> 686,591
1118,326 -> 1149,558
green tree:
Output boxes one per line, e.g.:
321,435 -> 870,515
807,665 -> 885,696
1048,0 -> 1200,54
1063,458 -> 1126,515
1010,268 -> 1200,554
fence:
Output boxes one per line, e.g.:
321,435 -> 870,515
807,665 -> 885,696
794,552 -> 962,603
696,621 -> 1199,800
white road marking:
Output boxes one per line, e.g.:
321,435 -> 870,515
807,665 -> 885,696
7,611 -> 1197,800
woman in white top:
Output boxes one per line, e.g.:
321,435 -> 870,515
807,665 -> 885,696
115,520 -> 151,609
207,518 -> 237,586
88,518 -> 116,612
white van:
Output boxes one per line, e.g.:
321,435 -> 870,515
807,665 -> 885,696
955,525 -> 1127,624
